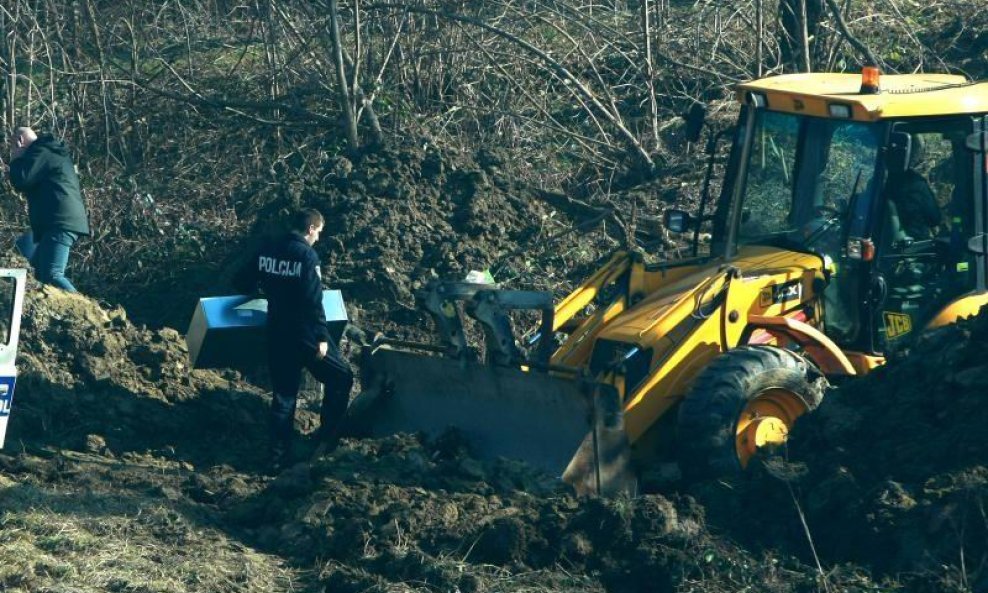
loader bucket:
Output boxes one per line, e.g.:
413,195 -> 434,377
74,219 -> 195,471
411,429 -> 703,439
346,347 -> 635,496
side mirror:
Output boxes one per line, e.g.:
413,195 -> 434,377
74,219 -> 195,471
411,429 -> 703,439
967,234 -> 987,255
684,103 -> 707,143
663,209 -> 694,233
966,131 -> 988,153
886,131 -> 912,174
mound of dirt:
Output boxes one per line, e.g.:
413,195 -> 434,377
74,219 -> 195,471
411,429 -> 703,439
230,433 -> 857,593
0,281 -> 311,591
233,140 -> 631,335
9,277 -> 272,471
317,145 -> 541,307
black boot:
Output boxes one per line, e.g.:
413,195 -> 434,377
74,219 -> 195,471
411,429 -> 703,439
268,442 -> 289,474
310,426 -> 341,460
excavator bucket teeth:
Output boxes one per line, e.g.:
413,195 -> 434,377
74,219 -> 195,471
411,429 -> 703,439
346,348 -> 635,496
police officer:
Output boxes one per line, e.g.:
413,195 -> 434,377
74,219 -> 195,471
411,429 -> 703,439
233,208 -> 354,470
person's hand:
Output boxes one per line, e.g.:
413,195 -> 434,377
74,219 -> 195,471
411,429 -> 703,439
316,341 -> 328,359
893,235 -> 915,250
344,324 -> 373,347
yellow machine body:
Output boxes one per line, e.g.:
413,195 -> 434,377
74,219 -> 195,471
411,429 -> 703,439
550,246 -> 836,444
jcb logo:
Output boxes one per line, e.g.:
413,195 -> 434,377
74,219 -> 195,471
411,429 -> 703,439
760,280 -> 802,307
884,312 -> 913,339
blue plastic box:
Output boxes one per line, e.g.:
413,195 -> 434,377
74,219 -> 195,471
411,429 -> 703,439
186,291 -> 348,370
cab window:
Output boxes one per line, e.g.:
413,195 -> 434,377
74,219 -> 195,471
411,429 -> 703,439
736,111 -> 882,344
737,111 -> 881,248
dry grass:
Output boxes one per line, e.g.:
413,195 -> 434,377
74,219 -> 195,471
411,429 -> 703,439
0,475 -> 305,593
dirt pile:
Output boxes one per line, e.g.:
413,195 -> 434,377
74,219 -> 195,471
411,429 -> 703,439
0,281 -> 307,591
230,433 -> 856,593
8,277 -> 271,470
317,146 -> 536,312
798,309 -> 988,591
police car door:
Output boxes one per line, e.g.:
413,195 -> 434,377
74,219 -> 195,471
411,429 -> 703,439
0,269 -> 26,448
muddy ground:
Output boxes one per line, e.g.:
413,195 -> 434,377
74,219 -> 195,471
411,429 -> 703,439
2,281 -> 877,593
4,257 -> 986,592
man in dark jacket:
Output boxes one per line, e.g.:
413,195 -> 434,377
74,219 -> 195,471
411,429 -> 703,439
233,208 -> 354,471
5,127 -> 89,292
889,135 -> 942,242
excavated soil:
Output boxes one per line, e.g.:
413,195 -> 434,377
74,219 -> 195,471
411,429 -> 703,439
6,242 -> 983,592
223,139 -> 686,337
1,282 -> 844,593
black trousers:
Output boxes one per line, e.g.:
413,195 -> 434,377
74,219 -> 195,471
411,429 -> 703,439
267,338 -> 354,449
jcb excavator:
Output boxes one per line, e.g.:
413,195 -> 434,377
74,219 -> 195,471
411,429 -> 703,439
347,69 -> 988,494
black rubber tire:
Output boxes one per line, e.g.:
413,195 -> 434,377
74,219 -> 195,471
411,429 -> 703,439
676,345 -> 825,481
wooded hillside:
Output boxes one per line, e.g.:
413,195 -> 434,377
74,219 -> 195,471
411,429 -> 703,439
2,0 -> 985,327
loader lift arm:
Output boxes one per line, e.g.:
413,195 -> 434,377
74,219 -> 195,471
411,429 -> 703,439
416,280 -> 556,366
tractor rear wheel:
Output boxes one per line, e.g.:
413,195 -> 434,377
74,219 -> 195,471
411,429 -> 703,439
676,345 -> 826,481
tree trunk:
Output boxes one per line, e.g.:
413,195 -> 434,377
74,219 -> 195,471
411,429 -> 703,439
778,0 -> 823,73
328,0 -> 360,154
640,0 -> 660,149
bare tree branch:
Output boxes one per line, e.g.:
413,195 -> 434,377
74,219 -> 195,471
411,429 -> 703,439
823,0 -> 879,66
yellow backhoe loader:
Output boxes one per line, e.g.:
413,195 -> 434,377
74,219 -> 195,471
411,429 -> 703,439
347,69 -> 988,494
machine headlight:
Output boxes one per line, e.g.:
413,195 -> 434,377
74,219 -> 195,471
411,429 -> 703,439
828,103 -> 852,119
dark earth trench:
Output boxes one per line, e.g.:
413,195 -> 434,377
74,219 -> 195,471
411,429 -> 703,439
0,142 -> 986,593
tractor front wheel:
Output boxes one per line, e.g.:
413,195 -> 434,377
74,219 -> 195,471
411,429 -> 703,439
676,345 -> 826,481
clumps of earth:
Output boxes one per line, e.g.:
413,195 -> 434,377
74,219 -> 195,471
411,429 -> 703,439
1,272 -> 986,592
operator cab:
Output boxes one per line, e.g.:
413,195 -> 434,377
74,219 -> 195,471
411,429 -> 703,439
708,71 -> 988,354
872,121 -> 980,350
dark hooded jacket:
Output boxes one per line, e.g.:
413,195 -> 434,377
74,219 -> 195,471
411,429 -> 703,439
890,169 -> 941,240
8,135 -> 90,239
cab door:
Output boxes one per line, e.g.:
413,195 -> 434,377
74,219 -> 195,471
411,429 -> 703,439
872,117 -> 982,351
0,269 -> 27,449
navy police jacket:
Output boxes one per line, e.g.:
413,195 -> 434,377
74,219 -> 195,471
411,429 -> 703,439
233,232 -> 330,349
